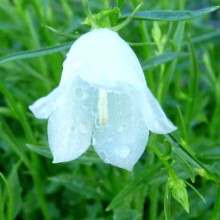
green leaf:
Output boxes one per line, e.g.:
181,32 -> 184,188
141,52 -> 187,70
0,173 -> 13,220
166,134 -> 218,183
116,0 -> 124,10
26,144 -> 52,159
129,42 -> 156,47
121,6 -> 220,21
191,28 -> 220,45
8,162 -> 22,219
185,35 -> 199,131
0,187 -> 4,220
212,185 -> 220,220
48,174 -> 108,200
184,181 -> 205,204
26,144 -> 101,164
45,25 -> 80,39
164,183 -> 172,220
0,42 -> 72,64
113,207 -> 141,220
106,163 -> 162,211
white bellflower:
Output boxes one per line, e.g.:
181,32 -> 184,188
29,28 -> 176,171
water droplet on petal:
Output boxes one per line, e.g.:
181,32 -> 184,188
75,87 -> 86,100
107,137 -> 113,143
95,117 -> 101,128
117,124 -> 127,133
70,125 -> 77,133
92,137 -> 96,145
90,109 -> 97,116
99,150 -> 109,163
116,146 -> 130,159
82,105 -> 89,111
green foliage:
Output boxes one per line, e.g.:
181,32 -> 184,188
122,6 -> 220,21
0,0 -> 220,219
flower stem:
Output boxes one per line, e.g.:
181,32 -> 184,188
111,2 -> 143,32
81,0 -> 99,29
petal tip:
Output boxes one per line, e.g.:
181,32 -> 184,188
28,100 -> 49,119
150,118 -> 177,134
52,156 -> 72,164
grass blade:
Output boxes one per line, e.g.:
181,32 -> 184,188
122,6 -> 220,21
0,42 -> 72,64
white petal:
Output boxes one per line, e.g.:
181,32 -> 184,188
48,77 -> 96,163
142,87 -> 177,134
93,90 -> 149,171
29,87 -> 64,119
60,28 -> 146,91
59,59 -> 84,87
29,70 -> 84,120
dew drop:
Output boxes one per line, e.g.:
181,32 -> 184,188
70,125 -> 77,133
95,117 -> 101,128
75,87 -> 86,100
99,150 -> 109,163
116,146 -> 130,159
117,124 -> 127,133
90,109 -> 97,116
92,137 -> 96,145
82,105 -> 89,111
107,137 -> 113,143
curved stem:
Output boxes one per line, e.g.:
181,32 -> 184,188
81,0 -> 99,29
111,2 -> 143,32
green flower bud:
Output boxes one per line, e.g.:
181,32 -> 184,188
168,176 -> 189,213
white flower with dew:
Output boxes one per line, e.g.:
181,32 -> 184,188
29,28 -> 177,171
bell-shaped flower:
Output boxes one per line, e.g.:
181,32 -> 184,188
29,28 -> 176,171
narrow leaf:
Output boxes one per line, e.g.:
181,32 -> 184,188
8,162 -> 22,219
48,174 -> 108,200
45,25 -> 80,39
0,173 -> 13,220
164,183 -> 172,220
107,163 -> 161,211
116,0 -> 124,10
26,144 -> 101,164
0,42 -> 72,64
212,185 -> 220,220
26,144 -> 52,159
166,134 -> 218,183
121,6 -> 220,21
141,52 -> 187,70
185,36 -> 199,130
185,181 -> 206,204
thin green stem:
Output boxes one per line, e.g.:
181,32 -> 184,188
0,173 -> 13,220
212,185 -> 220,220
81,0 -> 99,29
149,141 -> 176,178
31,155 -> 51,220
111,2 -> 143,31
149,184 -> 159,220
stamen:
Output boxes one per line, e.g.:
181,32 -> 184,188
98,88 -> 109,126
